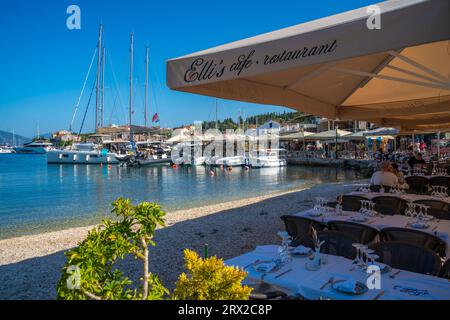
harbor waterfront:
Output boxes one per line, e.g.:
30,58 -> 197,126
2,0 -> 450,304
0,154 -> 365,240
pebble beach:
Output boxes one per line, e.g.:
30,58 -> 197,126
0,181 -> 364,300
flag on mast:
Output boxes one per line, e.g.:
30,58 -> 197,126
152,112 -> 159,123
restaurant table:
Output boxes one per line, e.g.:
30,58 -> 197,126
226,245 -> 450,300
404,175 -> 450,180
294,208 -> 450,256
347,191 -> 450,205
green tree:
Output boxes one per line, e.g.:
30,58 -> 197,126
56,198 -> 168,300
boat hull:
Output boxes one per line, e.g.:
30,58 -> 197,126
213,156 -> 247,167
47,150 -> 119,164
14,147 -> 48,154
134,158 -> 172,167
250,158 -> 287,168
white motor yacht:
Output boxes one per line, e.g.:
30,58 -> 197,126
249,149 -> 287,168
47,143 -> 119,164
213,155 -> 247,167
0,145 -> 15,154
14,141 -> 54,154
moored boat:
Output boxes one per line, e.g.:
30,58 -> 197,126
14,141 -> 54,154
249,149 -> 287,168
47,143 -> 119,164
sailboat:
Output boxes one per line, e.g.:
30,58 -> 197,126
47,25 -> 119,164
0,129 -> 16,154
123,37 -> 171,167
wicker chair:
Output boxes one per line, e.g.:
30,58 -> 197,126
440,259 -> 450,279
413,199 -> 450,211
341,195 -> 368,212
379,227 -> 446,258
280,216 -> 327,245
372,196 -> 408,215
370,241 -> 441,276
328,221 -> 379,244
405,176 -> 429,194
429,176 -> 450,195
316,230 -> 357,259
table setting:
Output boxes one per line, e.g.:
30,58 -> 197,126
226,244 -> 450,300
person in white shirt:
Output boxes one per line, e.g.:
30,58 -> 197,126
370,162 -> 399,187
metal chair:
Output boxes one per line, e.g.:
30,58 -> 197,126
370,241 -> 441,276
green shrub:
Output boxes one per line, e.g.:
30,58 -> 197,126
173,249 -> 252,300
56,198 -> 168,300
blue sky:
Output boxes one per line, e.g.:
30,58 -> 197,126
0,0 -> 379,137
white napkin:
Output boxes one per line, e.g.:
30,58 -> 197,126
292,245 -> 312,255
308,210 -> 322,217
255,261 -> 278,273
411,221 -> 428,228
350,216 -> 367,222
332,279 -> 358,293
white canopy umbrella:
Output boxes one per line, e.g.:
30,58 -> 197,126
364,127 -> 399,136
307,129 -> 352,140
167,0 -> 450,132
280,131 -> 314,140
343,130 -> 369,140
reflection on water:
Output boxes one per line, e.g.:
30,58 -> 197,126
0,154 -> 365,239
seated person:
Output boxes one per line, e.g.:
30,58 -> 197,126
408,153 -> 427,169
390,163 -> 408,188
370,161 -> 399,187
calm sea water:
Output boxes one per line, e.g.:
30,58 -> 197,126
0,154 -> 365,239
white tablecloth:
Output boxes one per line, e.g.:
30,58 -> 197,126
226,245 -> 450,300
294,209 -> 450,256
348,191 -> 450,204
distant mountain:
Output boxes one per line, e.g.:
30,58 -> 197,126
0,130 -> 31,146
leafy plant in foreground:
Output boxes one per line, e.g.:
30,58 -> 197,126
56,198 -> 168,300
173,249 -> 252,300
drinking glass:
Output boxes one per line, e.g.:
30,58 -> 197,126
359,245 -> 369,268
352,243 -> 363,265
367,254 -> 380,266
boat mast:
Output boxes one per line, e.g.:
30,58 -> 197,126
144,46 -> 149,128
100,46 -> 105,128
215,98 -> 218,129
95,24 -> 103,132
129,33 -> 134,134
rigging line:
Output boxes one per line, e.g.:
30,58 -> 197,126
108,89 -> 119,126
78,79 -> 97,137
149,59 -> 160,113
69,47 -> 98,132
106,48 -> 127,124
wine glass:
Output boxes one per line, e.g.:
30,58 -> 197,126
367,254 -> 380,267
359,245 -> 369,269
277,232 -> 292,264
352,243 -> 363,265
